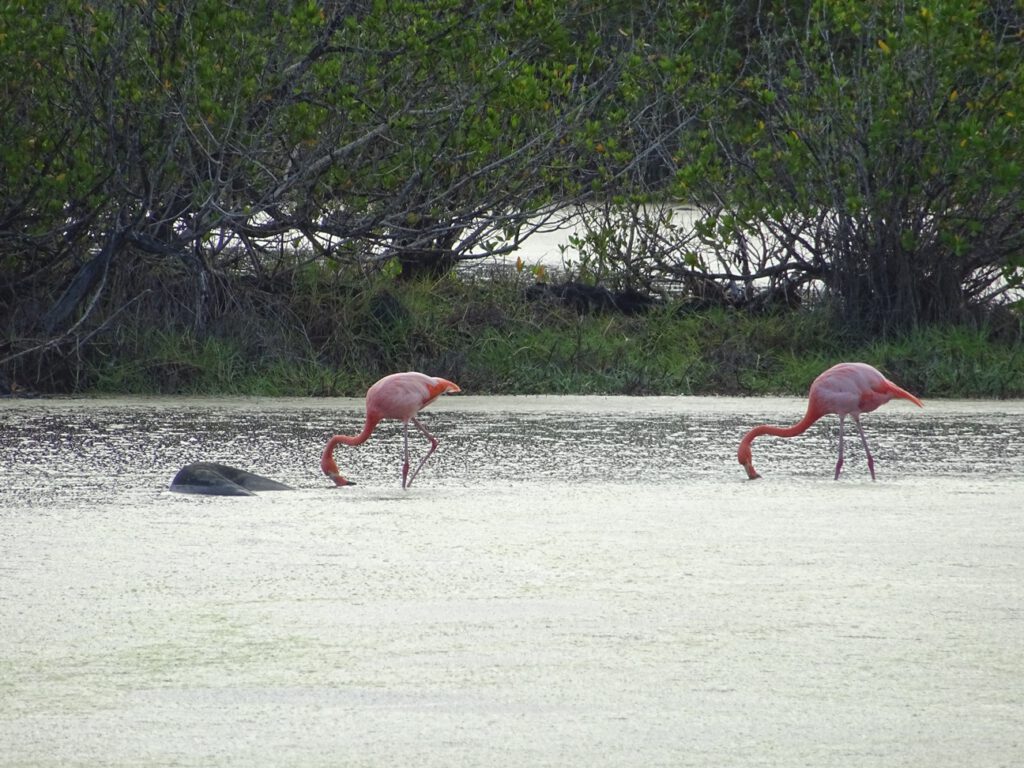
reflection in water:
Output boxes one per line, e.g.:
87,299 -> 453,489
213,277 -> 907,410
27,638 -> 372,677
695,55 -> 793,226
1,396 -> 1023,766
2,396 -> 1019,498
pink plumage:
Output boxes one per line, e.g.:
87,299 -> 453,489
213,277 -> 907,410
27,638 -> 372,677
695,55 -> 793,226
321,371 -> 461,488
738,362 -> 923,480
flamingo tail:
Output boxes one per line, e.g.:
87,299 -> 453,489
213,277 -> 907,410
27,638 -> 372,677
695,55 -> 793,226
885,380 -> 924,408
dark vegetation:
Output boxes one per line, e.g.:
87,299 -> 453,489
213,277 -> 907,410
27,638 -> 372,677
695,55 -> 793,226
2,1 -> 1023,396
4,260 -> 1019,398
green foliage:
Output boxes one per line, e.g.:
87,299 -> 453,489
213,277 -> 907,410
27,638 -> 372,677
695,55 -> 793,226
1,0 -> 609,335
671,0 -> 1024,332
3,0 -> 1023,386
67,267 -> 1024,398
865,325 -> 1024,398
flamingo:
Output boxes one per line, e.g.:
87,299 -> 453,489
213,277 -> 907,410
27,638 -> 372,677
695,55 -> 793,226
321,371 -> 461,488
737,362 -> 923,480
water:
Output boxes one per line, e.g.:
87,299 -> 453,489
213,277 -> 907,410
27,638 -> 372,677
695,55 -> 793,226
2,395 -> 1022,767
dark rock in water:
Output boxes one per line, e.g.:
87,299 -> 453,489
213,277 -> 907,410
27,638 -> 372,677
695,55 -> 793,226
170,462 -> 293,496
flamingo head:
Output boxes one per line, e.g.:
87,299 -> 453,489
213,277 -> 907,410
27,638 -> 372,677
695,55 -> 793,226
737,442 -> 761,480
321,439 -> 356,487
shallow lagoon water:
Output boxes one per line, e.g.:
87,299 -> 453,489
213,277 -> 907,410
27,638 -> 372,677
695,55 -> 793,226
1,395 -> 1022,767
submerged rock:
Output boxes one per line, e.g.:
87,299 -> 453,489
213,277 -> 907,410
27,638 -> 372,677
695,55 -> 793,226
170,462 -> 293,496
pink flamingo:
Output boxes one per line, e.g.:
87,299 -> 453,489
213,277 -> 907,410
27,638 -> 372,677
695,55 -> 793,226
738,362 -> 923,480
321,371 -> 461,488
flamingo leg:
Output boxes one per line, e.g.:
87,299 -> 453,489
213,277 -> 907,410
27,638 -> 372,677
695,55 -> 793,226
404,417 -> 439,488
853,415 -> 876,480
834,414 -> 846,480
400,422 -> 412,488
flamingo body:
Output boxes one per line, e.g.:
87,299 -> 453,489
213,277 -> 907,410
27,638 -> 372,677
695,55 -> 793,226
321,371 -> 461,488
737,362 -> 922,480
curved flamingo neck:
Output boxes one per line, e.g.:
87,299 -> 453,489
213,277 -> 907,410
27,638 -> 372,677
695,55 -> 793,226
321,414 -> 381,486
738,407 -> 822,479
744,409 -> 821,443
329,413 -> 381,448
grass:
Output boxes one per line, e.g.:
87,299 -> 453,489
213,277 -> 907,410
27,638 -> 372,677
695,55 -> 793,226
66,267 -> 1023,399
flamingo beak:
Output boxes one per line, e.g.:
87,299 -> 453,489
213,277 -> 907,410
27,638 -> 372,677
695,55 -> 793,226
323,467 -> 356,487
321,453 -> 355,487
742,461 -> 761,480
